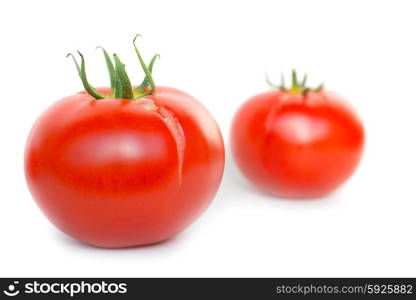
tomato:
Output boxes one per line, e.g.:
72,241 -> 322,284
231,71 -> 364,198
24,37 -> 224,248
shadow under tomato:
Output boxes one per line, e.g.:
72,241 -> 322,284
52,228 -> 187,251
255,185 -> 341,203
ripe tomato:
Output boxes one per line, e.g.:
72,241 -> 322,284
25,37 -> 224,248
231,71 -> 364,198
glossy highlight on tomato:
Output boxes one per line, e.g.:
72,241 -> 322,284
231,71 -> 364,198
24,37 -> 224,248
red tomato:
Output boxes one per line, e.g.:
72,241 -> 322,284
231,73 -> 364,198
25,40 -> 224,248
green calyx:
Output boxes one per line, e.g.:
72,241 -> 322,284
266,69 -> 324,95
67,34 -> 160,100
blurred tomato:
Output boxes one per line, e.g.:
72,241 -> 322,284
231,72 -> 364,198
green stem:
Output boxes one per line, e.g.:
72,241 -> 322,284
133,34 -> 156,97
265,72 -> 280,90
96,46 -> 117,92
301,74 -> 307,87
291,69 -> 298,89
113,54 -> 133,99
136,53 -> 160,94
68,36 -> 159,100
266,70 -> 324,95
66,53 -> 81,75
68,52 -> 107,99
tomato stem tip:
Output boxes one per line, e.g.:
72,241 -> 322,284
266,69 -> 324,95
68,36 -> 159,100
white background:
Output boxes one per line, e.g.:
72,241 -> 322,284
1,0 -> 415,277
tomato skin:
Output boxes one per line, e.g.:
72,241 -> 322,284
231,90 -> 364,198
25,86 -> 224,248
